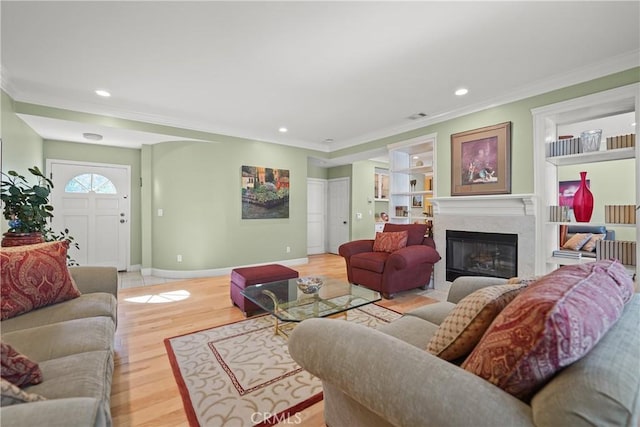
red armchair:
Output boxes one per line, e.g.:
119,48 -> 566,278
338,223 -> 441,299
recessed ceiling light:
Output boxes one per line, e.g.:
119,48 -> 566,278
413,156 -> 419,159
95,89 -> 111,97
324,138 -> 334,143
278,127 -> 288,133
83,132 -> 103,141
455,88 -> 469,96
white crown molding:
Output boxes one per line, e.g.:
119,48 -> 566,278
2,84 -> 331,152
328,50 -> 640,152
3,50 -> 637,155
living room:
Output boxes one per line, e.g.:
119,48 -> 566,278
1,2 -> 639,426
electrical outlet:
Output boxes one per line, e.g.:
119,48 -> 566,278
286,246 -> 291,253
177,254 -> 182,262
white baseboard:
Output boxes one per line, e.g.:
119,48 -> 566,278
142,257 -> 310,279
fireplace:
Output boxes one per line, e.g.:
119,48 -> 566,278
446,230 -> 517,282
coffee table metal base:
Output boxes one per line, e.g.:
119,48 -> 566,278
261,289 -> 351,337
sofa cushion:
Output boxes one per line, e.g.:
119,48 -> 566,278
383,223 -> 427,246
350,251 -> 389,273
25,350 -> 113,403
2,317 -> 115,362
427,284 -> 527,361
462,259 -> 634,401
1,241 -> 81,320
373,231 -> 408,253
404,301 -> 456,326
561,232 -> 592,251
0,292 -> 117,333
1,378 -> 47,405
378,315 -> 441,349
1,342 -> 43,387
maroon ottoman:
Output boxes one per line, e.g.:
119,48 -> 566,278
230,264 -> 299,317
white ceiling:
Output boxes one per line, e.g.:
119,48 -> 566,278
2,1 -> 639,155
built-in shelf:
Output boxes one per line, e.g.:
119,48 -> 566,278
545,221 -> 637,227
546,147 -> 634,166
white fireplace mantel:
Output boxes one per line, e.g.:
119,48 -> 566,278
431,194 -> 537,216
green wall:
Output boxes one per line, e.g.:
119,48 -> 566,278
43,140 -> 143,266
2,67 -> 637,271
331,68 -> 640,197
149,139 -> 308,270
1,90 -> 44,234
1,91 -> 43,174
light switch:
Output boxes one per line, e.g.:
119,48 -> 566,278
356,212 -> 362,219
157,209 -> 164,217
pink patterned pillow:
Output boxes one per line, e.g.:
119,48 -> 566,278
1,241 -> 81,320
372,231 -> 409,253
462,259 -> 634,401
1,342 -> 43,387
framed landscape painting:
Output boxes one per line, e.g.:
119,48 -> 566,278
241,165 -> 290,219
451,122 -> 511,196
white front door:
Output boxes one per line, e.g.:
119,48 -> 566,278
328,177 -> 350,254
47,160 -> 130,270
307,178 -> 327,254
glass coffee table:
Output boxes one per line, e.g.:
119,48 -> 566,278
241,276 -> 381,337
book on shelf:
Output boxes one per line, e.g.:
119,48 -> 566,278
606,133 -> 636,150
552,249 -> 582,259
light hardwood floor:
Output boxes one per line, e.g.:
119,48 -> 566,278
111,253 -> 440,426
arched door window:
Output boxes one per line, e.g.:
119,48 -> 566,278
64,173 -> 117,194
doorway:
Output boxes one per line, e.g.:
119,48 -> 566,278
307,178 -> 327,255
47,159 -> 130,271
327,177 -> 350,254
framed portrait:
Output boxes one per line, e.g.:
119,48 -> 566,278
451,122 -> 511,196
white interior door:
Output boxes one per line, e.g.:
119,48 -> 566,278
48,160 -> 130,270
328,177 -> 350,254
307,178 -> 327,255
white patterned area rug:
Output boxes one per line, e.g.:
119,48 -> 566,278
165,303 -> 401,427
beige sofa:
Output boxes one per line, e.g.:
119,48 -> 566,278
289,276 -> 640,427
1,266 -> 118,427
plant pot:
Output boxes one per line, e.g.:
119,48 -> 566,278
572,171 -> 594,223
1,232 -> 45,247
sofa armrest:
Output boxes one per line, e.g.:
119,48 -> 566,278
386,245 -> 440,270
338,240 -> 375,258
447,276 -> 509,304
289,318 -> 533,427
0,397 -> 109,427
69,266 -> 118,297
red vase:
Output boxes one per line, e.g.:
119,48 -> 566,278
572,171 -> 593,222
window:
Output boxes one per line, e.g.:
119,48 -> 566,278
64,173 -> 117,194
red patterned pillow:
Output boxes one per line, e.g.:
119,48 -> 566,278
372,231 -> 409,253
1,241 -> 81,320
1,342 -> 43,387
462,259 -> 634,401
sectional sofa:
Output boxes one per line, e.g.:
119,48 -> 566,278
1,241 -> 118,427
290,261 -> 640,427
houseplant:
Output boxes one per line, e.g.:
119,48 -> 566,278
1,166 -> 54,246
1,166 -> 78,260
